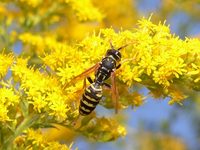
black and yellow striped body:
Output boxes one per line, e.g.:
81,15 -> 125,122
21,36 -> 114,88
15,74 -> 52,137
79,45 -> 123,115
79,82 -> 103,115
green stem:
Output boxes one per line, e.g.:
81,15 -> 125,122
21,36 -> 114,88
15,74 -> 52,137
3,114 -> 39,150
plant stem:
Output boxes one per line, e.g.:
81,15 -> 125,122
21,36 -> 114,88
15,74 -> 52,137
3,114 -> 39,150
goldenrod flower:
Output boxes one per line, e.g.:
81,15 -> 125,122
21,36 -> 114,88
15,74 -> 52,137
26,129 -> 45,146
19,18 -> 200,107
48,92 -> 69,122
0,104 -> 10,122
16,129 -> 71,149
66,0 -> 103,21
0,87 -> 19,106
131,92 -> 144,107
168,88 -> 187,105
0,87 -> 19,123
0,53 -> 13,79
188,63 -> 200,83
79,117 -> 127,142
11,58 -> 71,122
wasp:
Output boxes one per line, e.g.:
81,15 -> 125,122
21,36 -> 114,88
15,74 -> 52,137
63,42 -> 128,115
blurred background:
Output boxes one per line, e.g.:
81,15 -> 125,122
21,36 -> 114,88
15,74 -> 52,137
1,0 -> 200,150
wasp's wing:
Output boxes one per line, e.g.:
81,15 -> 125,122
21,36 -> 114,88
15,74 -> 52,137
62,63 -> 99,90
111,72 -> 119,113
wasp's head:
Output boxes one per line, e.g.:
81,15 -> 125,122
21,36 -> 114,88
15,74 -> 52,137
106,49 -> 121,61
106,41 -> 128,61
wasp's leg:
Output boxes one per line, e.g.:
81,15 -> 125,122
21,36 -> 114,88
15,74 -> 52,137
116,64 -> 121,69
111,72 -> 119,114
83,78 -> 87,89
87,77 -> 93,84
79,77 -> 93,95
103,82 -> 111,89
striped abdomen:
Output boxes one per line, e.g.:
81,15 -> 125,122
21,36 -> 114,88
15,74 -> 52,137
79,83 -> 102,115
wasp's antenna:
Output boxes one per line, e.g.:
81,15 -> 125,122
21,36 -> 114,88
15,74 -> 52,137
109,40 -> 114,49
118,40 -> 139,51
117,44 -> 128,51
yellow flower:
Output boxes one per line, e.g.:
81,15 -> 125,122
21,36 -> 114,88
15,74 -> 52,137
0,104 -> 10,122
153,58 -> 186,87
138,54 -> 157,76
0,87 -> 19,123
24,129 -> 71,150
45,142 -> 70,150
14,135 -> 26,147
116,125 -> 126,137
29,94 -> 47,113
80,117 -> 127,141
119,64 -> 142,86
26,129 -> 45,147
11,58 -> 72,122
168,88 -> 187,105
93,0 -> 137,28
131,92 -> 144,107
0,53 -> 13,79
21,129 -> 71,149
153,69 -> 171,87
48,93 -> 69,122
19,33 -> 47,54
187,63 -> 200,83
0,87 -> 19,106
67,0 -> 104,21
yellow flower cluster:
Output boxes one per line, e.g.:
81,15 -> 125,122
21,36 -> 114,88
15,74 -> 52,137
79,117 -> 126,142
93,0 -> 137,28
11,58 -> 72,122
0,53 -> 13,78
19,18 -> 200,107
19,33 -> 87,72
66,0 -> 103,21
14,128 -> 72,150
19,33 -> 57,55
0,87 -> 19,122
1,0 -> 104,35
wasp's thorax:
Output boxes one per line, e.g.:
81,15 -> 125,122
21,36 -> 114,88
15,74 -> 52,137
94,49 -> 121,84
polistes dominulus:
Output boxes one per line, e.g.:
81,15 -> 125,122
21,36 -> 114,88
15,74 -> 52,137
63,41 -> 130,115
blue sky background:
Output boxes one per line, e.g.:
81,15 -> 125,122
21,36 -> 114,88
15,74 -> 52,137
72,0 -> 200,150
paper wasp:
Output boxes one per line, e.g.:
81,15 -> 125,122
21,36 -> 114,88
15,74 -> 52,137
63,42 -> 128,115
